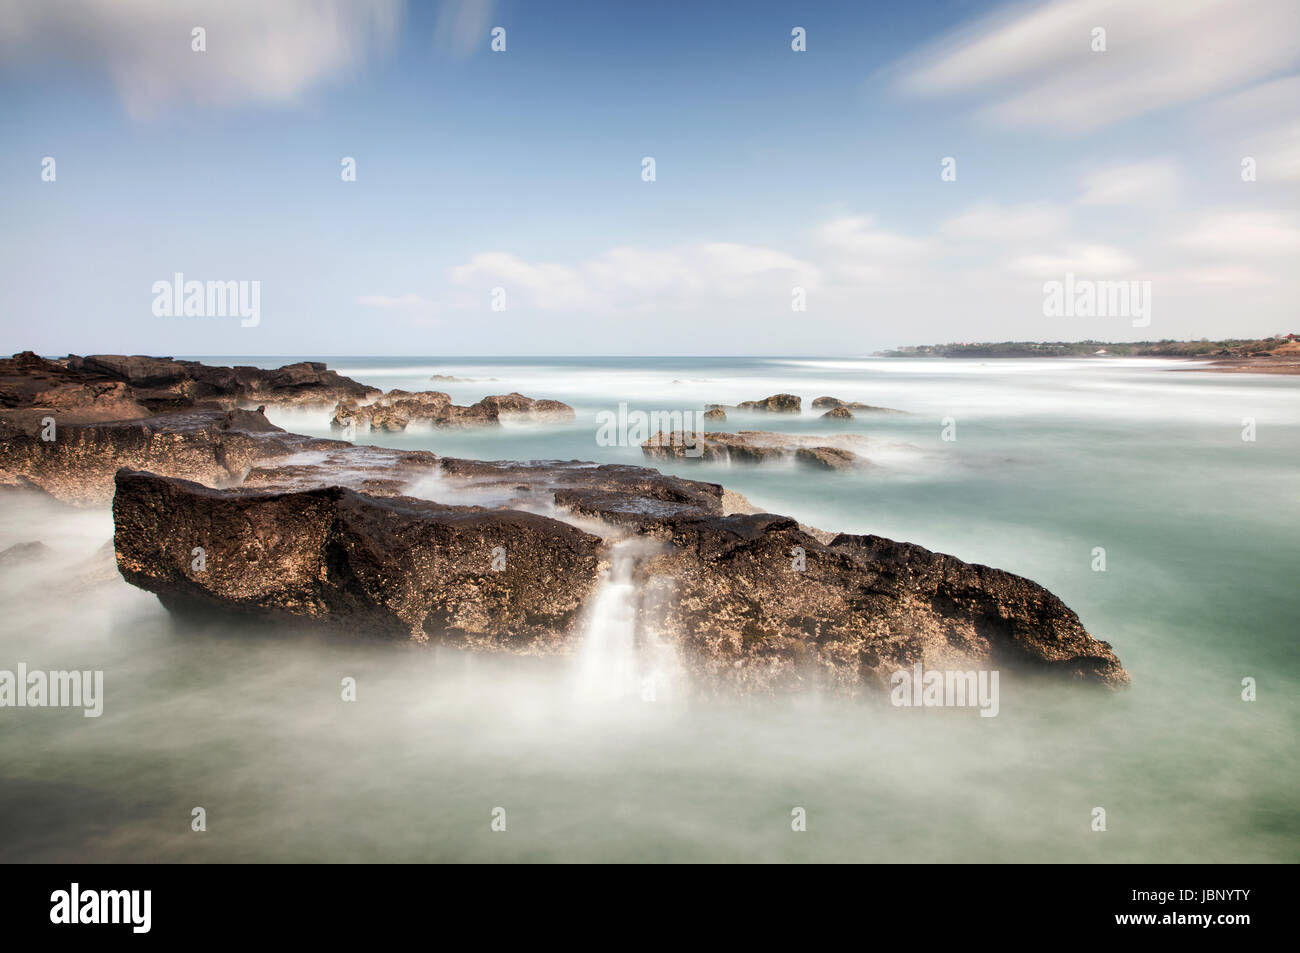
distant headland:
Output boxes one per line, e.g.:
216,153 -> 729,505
878,336 -> 1300,374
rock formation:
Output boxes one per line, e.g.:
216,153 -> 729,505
0,352 -> 1129,695
0,351 -> 378,421
329,390 -> 575,432
642,430 -> 869,469
812,396 -> 903,414
735,393 -> 801,413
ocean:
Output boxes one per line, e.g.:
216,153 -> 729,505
1,356 -> 1296,862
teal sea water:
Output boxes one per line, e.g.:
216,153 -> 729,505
1,356 -> 1296,862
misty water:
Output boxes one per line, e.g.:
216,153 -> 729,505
2,356 -> 1296,862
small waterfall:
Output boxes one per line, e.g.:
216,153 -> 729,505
572,540 -> 678,704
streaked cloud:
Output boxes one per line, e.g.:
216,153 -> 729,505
1077,159 -> 1183,206
892,0 -> 1300,132
0,0 -> 402,118
434,0 -> 496,60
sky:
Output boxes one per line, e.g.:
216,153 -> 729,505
0,0 -> 1297,356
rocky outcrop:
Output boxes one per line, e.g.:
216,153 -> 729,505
329,390 -> 575,432
0,351 -> 379,421
637,514 -> 1129,692
812,396 -> 903,414
703,407 -> 726,421
0,408 -> 339,505
736,393 -> 801,413
109,455 -> 1128,692
113,470 -> 604,650
0,354 -> 1127,694
642,430 -> 869,468
821,406 -> 855,420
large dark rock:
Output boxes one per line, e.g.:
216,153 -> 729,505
113,470 -> 604,649
104,422 -> 1128,694
0,351 -> 378,420
635,514 -> 1129,692
0,408 -> 338,505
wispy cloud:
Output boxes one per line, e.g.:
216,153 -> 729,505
892,0 -> 1300,132
1077,159 -> 1183,206
449,242 -> 819,313
0,0 -> 402,118
434,0 -> 496,60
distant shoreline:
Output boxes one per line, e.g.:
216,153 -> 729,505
877,339 -> 1300,375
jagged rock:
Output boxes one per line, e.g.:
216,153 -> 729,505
0,351 -> 379,421
0,408 -> 339,505
736,393 -> 801,413
113,470 -> 604,649
636,514 -> 1129,693
0,358 -> 1128,695
821,406 -> 855,420
109,462 -> 1128,693
328,390 -> 573,433
812,396 -> 903,413
703,407 -> 726,421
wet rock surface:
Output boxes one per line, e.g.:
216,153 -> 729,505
735,393 -> 801,413
641,430 -> 870,468
811,396 -> 905,414
330,390 -> 575,432
114,470 -> 604,650
0,354 -> 1128,693
0,352 -> 380,418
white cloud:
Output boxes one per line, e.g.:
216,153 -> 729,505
1205,76 -> 1300,183
1007,243 -> 1139,277
358,293 -> 435,310
940,202 -> 1068,240
0,0 -> 401,118
893,0 -> 1300,132
1077,159 -> 1183,206
1177,211 -> 1300,255
449,242 -> 819,313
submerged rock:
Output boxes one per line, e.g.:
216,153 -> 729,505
795,446 -> 860,470
642,430 -> 869,467
821,406 -> 855,420
0,540 -> 55,569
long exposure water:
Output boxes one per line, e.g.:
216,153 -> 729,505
1,356 -> 1296,861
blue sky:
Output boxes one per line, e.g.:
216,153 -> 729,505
1,0 -> 1297,356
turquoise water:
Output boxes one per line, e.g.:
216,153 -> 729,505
1,356 -> 1296,861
